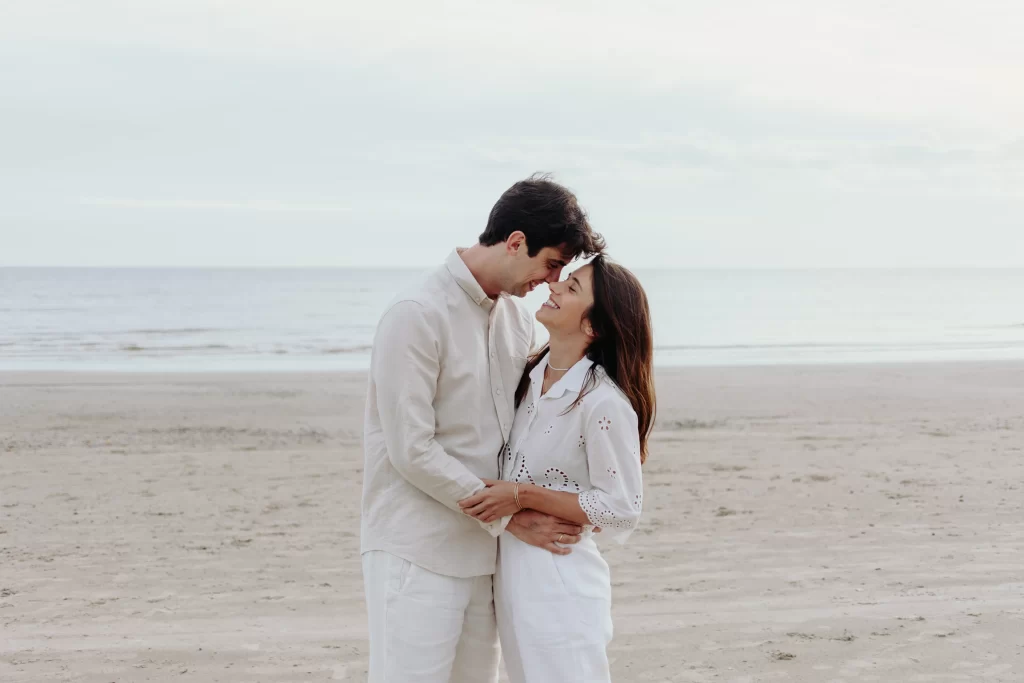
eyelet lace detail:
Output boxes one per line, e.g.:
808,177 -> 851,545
540,468 -> 567,489
597,417 -> 611,431
538,467 -> 581,491
579,490 -> 634,529
513,451 -> 536,485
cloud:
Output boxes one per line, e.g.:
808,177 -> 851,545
5,1 -> 1023,131
2,2 -> 1023,266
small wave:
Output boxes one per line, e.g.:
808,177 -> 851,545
655,342 -> 881,351
111,343 -> 373,355
119,344 -> 232,352
655,340 -> 1024,353
951,322 -> 1024,330
125,328 -> 228,335
323,345 -> 373,354
0,307 -> 79,313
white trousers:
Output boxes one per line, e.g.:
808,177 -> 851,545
362,550 -> 499,683
495,533 -> 613,683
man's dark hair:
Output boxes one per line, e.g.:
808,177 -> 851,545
478,173 -> 605,260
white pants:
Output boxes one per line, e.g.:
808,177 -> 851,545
362,550 -> 499,683
495,533 -> 613,683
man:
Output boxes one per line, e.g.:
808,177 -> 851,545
361,175 -> 606,682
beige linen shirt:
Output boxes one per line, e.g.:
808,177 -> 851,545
361,249 -> 535,577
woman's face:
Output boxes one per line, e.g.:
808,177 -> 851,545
536,264 -> 595,339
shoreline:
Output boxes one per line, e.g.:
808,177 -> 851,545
2,358 -> 1024,389
3,356 -> 1024,381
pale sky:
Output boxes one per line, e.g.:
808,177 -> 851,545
2,1 -> 1023,267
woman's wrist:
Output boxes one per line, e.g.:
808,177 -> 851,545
517,483 -> 540,510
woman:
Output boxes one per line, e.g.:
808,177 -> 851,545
459,255 -> 655,682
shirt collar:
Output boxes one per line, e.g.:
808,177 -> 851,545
529,353 -> 596,403
446,248 -> 493,308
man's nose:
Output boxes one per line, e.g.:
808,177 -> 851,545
545,267 -> 564,283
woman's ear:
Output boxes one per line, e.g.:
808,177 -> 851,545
581,318 -> 595,338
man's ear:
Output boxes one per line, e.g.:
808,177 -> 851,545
506,231 -> 527,255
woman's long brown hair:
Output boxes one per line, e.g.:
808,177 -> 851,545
515,255 -> 656,463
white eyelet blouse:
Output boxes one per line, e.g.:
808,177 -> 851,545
501,355 -> 644,543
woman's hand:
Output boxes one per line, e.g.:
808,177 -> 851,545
458,479 -> 521,523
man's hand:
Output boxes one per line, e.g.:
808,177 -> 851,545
506,509 -> 583,555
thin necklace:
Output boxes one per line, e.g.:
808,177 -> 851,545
547,359 -> 575,372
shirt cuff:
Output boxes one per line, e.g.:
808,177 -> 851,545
479,514 -> 512,538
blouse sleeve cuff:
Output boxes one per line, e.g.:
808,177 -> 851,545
579,490 -> 639,544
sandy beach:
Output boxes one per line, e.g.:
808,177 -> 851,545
2,363 -> 1022,682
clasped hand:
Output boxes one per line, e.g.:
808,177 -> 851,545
458,478 -> 518,523
459,481 -> 596,555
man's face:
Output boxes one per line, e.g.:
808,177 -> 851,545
504,237 -> 569,298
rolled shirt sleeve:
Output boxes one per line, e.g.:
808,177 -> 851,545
578,392 -> 644,544
372,300 -> 486,511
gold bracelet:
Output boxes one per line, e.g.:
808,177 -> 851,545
513,482 -> 523,511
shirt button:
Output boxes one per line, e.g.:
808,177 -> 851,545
495,388 -> 502,395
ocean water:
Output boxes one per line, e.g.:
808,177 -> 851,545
2,267 -> 1023,371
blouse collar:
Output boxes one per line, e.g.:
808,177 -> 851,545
529,353 -> 596,404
